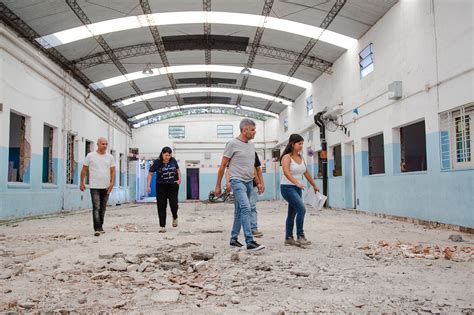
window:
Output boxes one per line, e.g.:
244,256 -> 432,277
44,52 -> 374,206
368,134 -> 385,175
119,153 -> 124,187
169,125 -> 185,138
85,140 -> 93,156
283,117 -> 288,132
439,104 -> 473,169
126,157 -> 130,188
84,140 -> 93,185
306,95 -> 314,116
9,112 -> 31,182
271,148 -> 280,162
332,144 -> 342,177
110,150 -> 117,185
316,150 -> 324,178
217,125 -> 233,138
66,133 -> 77,184
43,125 -> 54,183
400,121 -> 427,172
359,43 -> 374,78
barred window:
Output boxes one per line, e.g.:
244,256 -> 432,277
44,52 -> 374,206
439,104 -> 473,169
169,125 -> 185,138
66,133 -> 77,184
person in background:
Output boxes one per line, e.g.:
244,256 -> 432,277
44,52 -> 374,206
147,146 -> 181,233
80,137 -> 116,237
280,133 -> 319,247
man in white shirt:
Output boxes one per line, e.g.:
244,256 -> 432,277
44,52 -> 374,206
80,138 -> 116,236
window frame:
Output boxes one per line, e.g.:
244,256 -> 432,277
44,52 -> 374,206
359,43 -> 374,78
169,125 -> 185,139
217,124 -> 233,138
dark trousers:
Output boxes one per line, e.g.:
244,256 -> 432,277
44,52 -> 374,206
156,183 -> 179,227
90,188 -> 109,231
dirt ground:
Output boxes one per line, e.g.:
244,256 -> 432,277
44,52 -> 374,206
1,200 -> 473,314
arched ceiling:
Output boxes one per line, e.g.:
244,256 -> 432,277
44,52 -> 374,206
0,0 -> 397,127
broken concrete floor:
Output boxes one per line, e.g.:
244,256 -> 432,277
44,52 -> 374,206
0,201 -> 473,313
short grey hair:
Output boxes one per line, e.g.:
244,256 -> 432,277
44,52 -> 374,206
239,118 -> 256,132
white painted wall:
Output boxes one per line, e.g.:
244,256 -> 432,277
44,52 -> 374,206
275,0 -> 474,227
0,24 -> 133,218
278,0 -> 473,152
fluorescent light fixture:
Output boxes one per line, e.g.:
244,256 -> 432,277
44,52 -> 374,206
36,12 -> 356,49
116,87 -> 292,107
241,106 -> 279,118
130,103 -> 279,121
91,64 -> 311,90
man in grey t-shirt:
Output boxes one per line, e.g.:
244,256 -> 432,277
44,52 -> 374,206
215,119 -> 265,251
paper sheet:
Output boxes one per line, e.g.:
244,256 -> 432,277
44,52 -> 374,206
303,189 -> 327,210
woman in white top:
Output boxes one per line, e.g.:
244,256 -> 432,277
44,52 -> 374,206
280,134 -> 319,246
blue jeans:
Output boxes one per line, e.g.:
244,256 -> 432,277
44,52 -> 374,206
249,186 -> 258,231
230,179 -> 254,245
233,186 -> 258,231
280,184 -> 306,240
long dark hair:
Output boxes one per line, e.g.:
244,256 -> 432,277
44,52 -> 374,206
279,133 -> 304,164
159,146 -> 173,162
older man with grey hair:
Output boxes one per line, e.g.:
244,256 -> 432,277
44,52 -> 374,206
215,119 -> 265,250
80,137 -> 116,236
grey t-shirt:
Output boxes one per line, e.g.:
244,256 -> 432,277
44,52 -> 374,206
223,137 -> 255,182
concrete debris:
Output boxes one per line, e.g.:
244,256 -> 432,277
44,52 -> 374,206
152,289 -> 180,303
137,261 -> 150,272
108,261 -> 128,271
289,270 -> 310,277
357,241 -> 473,262
191,251 -> 214,261
448,234 -> 463,242
113,223 -> 146,232
230,252 -> 240,262
0,201 -> 472,313
191,261 -> 207,272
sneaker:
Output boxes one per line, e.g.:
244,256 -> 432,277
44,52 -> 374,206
98,229 -> 105,234
172,218 -> 178,227
284,237 -> 301,247
230,239 -> 243,248
94,231 -> 100,237
246,241 -> 265,251
159,227 -> 166,233
252,229 -> 263,238
297,235 -> 312,246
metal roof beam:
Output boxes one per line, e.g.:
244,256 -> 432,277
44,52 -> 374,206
236,0 -> 274,105
65,0 -> 153,112
139,0 -> 183,107
0,2 -> 129,122
72,41 -> 332,73
264,0 -> 346,111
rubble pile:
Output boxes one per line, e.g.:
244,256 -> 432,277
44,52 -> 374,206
358,241 -> 473,262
